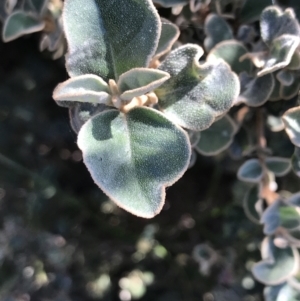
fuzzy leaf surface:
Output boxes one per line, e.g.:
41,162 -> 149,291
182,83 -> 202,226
204,14 -> 233,52
156,44 -> 240,131
239,72 -> 274,107
252,237 -> 299,285
63,0 -> 160,81
154,18 -> 179,59
237,159 -> 263,183
153,0 -> 188,7
118,68 -> 170,100
195,115 -> 236,156
77,107 -> 191,218
207,40 -> 252,74
239,0 -> 272,23
53,75 -> 111,104
2,11 -> 44,42
283,107 -> 300,147
266,157 -> 291,176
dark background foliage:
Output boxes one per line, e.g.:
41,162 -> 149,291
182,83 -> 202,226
0,31 -> 266,301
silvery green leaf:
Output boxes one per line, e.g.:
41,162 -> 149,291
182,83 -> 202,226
269,75 -> 282,101
261,200 -> 282,235
267,115 -> 285,132
279,206 -> 300,230
276,283 -> 300,301
69,103 -> 109,134
63,0 -> 160,81
156,44 -> 240,131
195,115 -> 236,156
252,236 -> 300,285
239,0 -> 272,23
53,75 -> 111,105
287,50 -> 300,70
257,6 -> 300,76
188,149 -> 197,169
153,0 -> 188,7
257,35 -> 300,77
260,6 -> 300,47
282,107 -> 300,147
188,130 -> 201,148
264,283 -> 300,301
237,25 -> 256,44
77,107 -> 191,218
280,79 -> 300,100
2,10 -> 44,42
266,157 -> 291,176
118,68 -> 170,101
292,147 -> 300,177
238,72 -> 274,107
243,185 -> 262,224
287,192 -> 300,207
154,18 -> 180,60
5,0 -> 17,14
207,40 -> 252,74
237,159 -> 263,183
29,0 -> 48,14
203,14 -> 233,52
277,70 -> 294,86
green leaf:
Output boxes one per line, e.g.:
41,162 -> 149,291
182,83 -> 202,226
266,157 -> 291,176
257,35 -> 300,77
283,107 -> 300,147
292,147 -> 300,177
153,0 -> 188,7
238,72 -> 274,107
154,18 -> 180,60
279,206 -> 300,230
156,44 -> 240,131
237,159 -> 263,183
239,0 -> 273,23
203,14 -> 233,52
276,70 -> 294,86
188,130 -> 201,147
195,115 -> 236,156
2,10 -> 45,42
243,185 -> 262,224
63,0 -> 161,81
29,0 -> 48,14
260,6 -> 300,47
53,75 -> 111,104
252,237 -> 299,285
261,200 -> 282,235
264,283 -> 300,301
280,79 -> 300,100
207,40 -> 252,74
69,103 -> 109,134
77,107 -> 191,218
118,68 -> 170,101
287,192 -> 300,207
257,6 -> 300,76
269,75 -> 282,101
287,50 -> 300,70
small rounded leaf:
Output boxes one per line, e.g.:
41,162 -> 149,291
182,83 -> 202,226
292,147 -> 300,177
237,159 -> 263,183
207,40 -> 252,74
63,0 -> 161,80
195,115 -> 236,156
118,68 -> 170,100
283,107 -> 300,147
265,157 -> 291,176
156,44 -> 240,131
53,75 -> 111,104
2,11 -> 45,42
78,107 -> 191,218
243,185 -> 262,224
204,14 -> 233,52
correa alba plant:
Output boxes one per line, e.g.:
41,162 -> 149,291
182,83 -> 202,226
4,0 -> 300,298
52,0 -> 239,218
